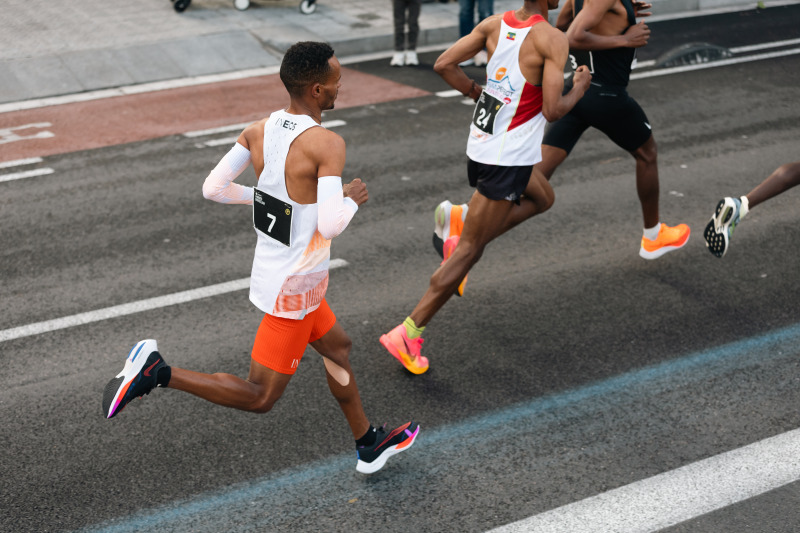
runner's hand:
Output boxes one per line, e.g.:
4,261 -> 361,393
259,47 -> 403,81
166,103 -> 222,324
573,65 -> 592,93
343,178 -> 369,206
633,1 -> 652,18
624,21 -> 650,48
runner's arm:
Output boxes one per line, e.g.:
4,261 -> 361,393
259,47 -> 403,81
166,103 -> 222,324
201,142 -> 254,205
567,0 -> 648,50
539,30 -> 591,122
555,0 -> 575,31
315,131 -> 361,239
434,19 -> 494,101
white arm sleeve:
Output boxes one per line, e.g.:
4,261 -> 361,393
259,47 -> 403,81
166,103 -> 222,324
202,142 -> 254,205
317,175 -> 358,239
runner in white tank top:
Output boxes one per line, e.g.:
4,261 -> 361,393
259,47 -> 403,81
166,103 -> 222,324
250,109 -> 330,319
103,42 -> 420,476
467,11 -> 547,167
380,0 -> 592,374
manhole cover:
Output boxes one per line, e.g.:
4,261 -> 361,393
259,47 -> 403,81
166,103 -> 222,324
656,42 -> 733,68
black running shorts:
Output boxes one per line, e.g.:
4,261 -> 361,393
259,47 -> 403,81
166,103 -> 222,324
543,83 -> 652,154
467,159 -> 532,204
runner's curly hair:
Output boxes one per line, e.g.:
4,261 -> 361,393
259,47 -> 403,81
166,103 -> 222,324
280,41 -> 335,97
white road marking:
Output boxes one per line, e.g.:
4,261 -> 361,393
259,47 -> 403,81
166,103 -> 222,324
488,428 -> 800,533
0,259 -> 349,343
632,47 -> 800,80
200,136 -> 238,148
183,122 -> 252,138
730,37 -> 800,53
634,59 -> 656,68
0,123 -> 55,144
0,168 -> 55,183
321,119 -> 347,129
0,157 -> 43,169
436,89 -> 463,98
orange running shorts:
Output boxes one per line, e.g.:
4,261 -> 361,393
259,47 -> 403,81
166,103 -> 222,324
251,299 -> 337,374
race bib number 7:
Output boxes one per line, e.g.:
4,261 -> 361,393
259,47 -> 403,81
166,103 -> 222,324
253,188 -> 292,247
472,91 -> 504,135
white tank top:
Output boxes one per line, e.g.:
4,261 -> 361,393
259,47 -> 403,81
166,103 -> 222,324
249,109 -> 331,319
466,11 -> 548,166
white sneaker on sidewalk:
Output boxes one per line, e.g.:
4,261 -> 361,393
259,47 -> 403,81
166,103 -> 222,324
390,52 -> 405,66
474,50 -> 488,66
405,50 -> 419,66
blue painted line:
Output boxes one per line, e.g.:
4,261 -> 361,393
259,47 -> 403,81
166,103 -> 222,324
427,322 -> 800,445
78,322 -> 800,533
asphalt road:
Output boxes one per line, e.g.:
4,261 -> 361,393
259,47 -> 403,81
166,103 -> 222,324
1,5 -> 799,532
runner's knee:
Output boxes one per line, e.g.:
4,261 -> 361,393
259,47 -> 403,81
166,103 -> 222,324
456,238 -> 485,263
322,336 -> 352,362
249,387 -> 282,414
525,170 -> 555,214
634,139 -> 658,166
538,183 -> 555,213
323,355 -> 351,387
775,162 -> 800,185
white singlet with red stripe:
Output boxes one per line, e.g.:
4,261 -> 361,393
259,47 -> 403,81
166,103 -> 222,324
249,110 -> 331,320
466,11 -> 547,166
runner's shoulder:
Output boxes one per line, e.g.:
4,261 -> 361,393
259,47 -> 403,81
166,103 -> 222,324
298,124 -> 345,157
305,123 -> 343,144
475,13 -> 504,35
244,118 -> 268,135
237,119 -> 268,151
530,21 -> 569,51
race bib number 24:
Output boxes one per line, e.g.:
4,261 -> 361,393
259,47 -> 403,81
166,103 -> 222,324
472,92 -> 504,134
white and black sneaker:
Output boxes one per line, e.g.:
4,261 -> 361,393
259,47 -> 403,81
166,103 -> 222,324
102,339 -> 167,419
356,422 -> 419,474
704,196 -> 747,258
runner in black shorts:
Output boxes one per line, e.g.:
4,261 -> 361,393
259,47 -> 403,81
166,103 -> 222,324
536,0 -> 690,260
544,82 -> 651,154
467,160 -> 533,203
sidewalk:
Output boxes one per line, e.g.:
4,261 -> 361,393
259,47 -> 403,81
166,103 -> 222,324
0,0 -> 764,106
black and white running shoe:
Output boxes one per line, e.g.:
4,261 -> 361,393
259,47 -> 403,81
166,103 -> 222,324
356,422 -> 419,474
704,196 -> 744,258
102,339 -> 166,419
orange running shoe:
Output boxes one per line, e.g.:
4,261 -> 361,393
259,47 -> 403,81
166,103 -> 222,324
380,324 -> 429,374
639,223 -> 691,259
433,200 -> 468,259
442,235 -> 468,296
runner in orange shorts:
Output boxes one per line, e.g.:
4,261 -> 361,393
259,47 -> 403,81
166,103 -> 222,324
102,42 -> 419,475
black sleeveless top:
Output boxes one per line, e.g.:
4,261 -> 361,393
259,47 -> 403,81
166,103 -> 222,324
569,0 -> 636,87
